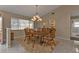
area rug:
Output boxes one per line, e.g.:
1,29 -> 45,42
15,38 -> 57,53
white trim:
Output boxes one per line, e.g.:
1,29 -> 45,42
6,28 -> 11,48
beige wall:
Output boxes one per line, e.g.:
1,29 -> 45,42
37,12 -> 56,28
0,11 -> 11,43
54,5 -> 79,40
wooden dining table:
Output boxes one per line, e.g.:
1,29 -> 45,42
24,27 -> 56,48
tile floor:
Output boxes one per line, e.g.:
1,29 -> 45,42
0,38 -> 79,53
53,39 -> 76,53
0,40 -> 26,53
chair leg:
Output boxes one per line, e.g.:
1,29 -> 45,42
52,39 -> 56,46
32,40 -> 35,48
24,36 -> 27,41
51,45 -> 54,50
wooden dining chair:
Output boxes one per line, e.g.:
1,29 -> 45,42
24,28 -> 31,42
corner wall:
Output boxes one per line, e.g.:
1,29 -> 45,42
54,5 -> 79,40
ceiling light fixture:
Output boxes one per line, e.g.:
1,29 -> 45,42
31,5 -> 42,21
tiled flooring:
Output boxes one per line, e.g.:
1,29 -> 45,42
53,39 -> 76,53
0,38 -> 79,53
0,40 -> 26,53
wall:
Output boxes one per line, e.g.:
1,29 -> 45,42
0,11 -> 11,43
54,5 -> 79,40
37,12 -> 56,28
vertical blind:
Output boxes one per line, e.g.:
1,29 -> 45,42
11,17 -> 34,30
74,22 -> 79,27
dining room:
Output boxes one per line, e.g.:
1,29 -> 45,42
0,5 -> 79,53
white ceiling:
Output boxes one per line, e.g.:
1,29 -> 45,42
0,5 -> 60,16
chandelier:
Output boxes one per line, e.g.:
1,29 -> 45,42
31,5 -> 42,21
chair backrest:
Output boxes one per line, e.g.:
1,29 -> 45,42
24,27 -> 56,38
24,28 -> 31,35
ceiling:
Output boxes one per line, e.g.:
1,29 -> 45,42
0,5 -> 60,17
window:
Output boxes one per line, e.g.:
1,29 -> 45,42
11,17 -> 34,30
29,21 -> 34,29
74,22 -> 79,27
11,18 -> 19,30
19,19 -> 29,29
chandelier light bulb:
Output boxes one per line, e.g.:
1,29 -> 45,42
39,18 -> 42,21
33,16 -> 36,20
32,17 -> 36,21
